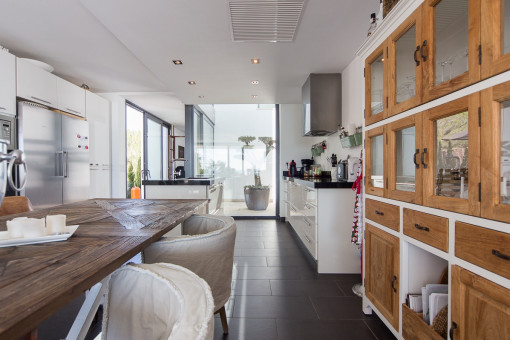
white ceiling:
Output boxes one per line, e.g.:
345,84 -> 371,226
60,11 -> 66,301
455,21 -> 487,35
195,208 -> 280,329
0,0 -> 378,129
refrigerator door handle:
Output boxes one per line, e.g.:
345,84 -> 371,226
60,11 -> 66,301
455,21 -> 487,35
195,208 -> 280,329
63,151 -> 69,178
55,151 -> 64,177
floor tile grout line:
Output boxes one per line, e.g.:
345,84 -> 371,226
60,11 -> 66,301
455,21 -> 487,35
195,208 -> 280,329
363,319 -> 381,340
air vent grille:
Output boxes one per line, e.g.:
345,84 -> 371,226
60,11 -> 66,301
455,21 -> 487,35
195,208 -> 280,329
228,1 -> 304,42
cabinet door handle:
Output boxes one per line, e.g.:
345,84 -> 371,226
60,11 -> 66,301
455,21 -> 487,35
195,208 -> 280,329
414,223 -> 430,232
30,96 -> 52,105
449,322 -> 457,340
391,275 -> 397,293
492,249 -> 510,261
304,218 -> 311,227
65,108 -> 81,115
421,148 -> 428,169
413,149 -> 420,169
304,234 -> 311,243
0,107 -> 6,111
420,40 -> 428,62
414,46 -> 420,66
375,210 -> 384,216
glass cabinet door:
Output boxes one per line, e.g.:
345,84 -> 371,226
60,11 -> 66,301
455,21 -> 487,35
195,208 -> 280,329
481,81 -> 510,223
365,42 -> 388,126
366,126 -> 386,197
387,114 -> 423,204
481,0 -> 510,78
422,0 -> 480,101
422,94 -> 480,215
388,7 -> 423,117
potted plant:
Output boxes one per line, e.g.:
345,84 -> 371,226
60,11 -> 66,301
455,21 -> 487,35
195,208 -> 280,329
238,136 -> 256,147
243,171 -> 270,210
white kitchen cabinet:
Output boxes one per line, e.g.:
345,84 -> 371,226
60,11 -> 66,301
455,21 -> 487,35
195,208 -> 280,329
16,57 -> 58,107
86,91 -> 110,166
57,77 -> 85,117
0,50 -> 16,116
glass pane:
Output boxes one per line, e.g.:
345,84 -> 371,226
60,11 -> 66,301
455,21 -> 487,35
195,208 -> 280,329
501,101 -> 510,205
147,119 -> 162,180
371,53 -> 384,114
162,126 -> 168,180
434,0 -> 469,85
371,134 -> 384,188
396,126 -> 416,192
396,25 -> 417,103
504,0 -> 510,54
202,120 -> 214,177
125,106 -> 143,198
434,111 -> 468,198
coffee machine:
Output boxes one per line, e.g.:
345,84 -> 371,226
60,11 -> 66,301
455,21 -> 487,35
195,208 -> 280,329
300,158 -> 314,177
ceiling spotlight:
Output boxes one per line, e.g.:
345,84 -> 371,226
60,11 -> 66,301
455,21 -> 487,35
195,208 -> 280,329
251,58 -> 260,64
188,81 -> 196,85
251,80 -> 260,85
172,60 -> 183,65
198,95 -> 204,99
251,95 -> 258,99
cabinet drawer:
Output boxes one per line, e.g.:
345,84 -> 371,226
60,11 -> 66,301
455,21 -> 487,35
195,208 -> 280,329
366,198 -> 400,231
303,186 -> 316,206
456,222 -> 510,279
402,304 -> 444,340
403,209 -> 448,252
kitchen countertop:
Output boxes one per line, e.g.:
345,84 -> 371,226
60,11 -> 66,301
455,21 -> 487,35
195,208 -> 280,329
283,176 -> 354,189
143,178 -> 222,186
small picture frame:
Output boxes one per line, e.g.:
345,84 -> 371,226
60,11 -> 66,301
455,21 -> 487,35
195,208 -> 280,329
178,146 -> 185,159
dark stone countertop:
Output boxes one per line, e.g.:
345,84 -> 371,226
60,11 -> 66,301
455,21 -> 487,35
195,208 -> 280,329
143,177 -> 222,186
283,176 -> 354,189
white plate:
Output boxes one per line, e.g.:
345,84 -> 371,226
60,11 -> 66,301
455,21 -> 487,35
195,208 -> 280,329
19,58 -> 54,73
0,225 -> 79,248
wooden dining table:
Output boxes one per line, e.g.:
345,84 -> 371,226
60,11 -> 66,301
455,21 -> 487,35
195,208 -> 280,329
0,198 -> 207,340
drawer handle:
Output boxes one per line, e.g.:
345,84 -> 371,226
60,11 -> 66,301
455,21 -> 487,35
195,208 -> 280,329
420,40 -> 428,62
65,108 -> 81,115
414,223 -> 430,232
304,234 -> 311,243
391,275 -> 397,293
492,249 -> 510,261
449,322 -> 457,340
31,96 -> 52,105
414,46 -> 420,66
304,218 -> 311,227
413,149 -> 420,169
0,107 -> 6,111
375,210 -> 384,216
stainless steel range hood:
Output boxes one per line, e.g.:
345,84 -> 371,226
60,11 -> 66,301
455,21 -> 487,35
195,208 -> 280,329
302,73 -> 342,136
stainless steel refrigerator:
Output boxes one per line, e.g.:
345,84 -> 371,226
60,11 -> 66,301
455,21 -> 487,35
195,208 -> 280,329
17,102 -> 90,208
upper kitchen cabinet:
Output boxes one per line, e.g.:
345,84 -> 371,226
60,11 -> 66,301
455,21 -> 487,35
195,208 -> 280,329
365,41 -> 388,125
481,0 -> 510,79
365,126 -> 386,197
86,91 -> 110,166
0,50 -> 16,116
17,57 -> 58,107
388,7 -> 423,116
481,80 -> 510,223
57,78 -> 85,118
422,94 -> 480,215
421,0 -> 481,102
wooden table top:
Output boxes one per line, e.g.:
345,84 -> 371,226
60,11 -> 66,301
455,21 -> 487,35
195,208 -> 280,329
0,198 -> 207,340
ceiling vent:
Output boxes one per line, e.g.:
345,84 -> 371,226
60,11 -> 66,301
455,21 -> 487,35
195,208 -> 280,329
228,1 -> 304,42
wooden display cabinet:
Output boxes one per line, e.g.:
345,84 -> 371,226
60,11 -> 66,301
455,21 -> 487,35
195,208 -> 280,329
365,223 -> 400,329
365,41 -> 389,126
481,80 -> 510,223
365,126 -> 386,196
481,0 -> 510,79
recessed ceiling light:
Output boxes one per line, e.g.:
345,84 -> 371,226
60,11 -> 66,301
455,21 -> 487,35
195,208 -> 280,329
188,81 -> 196,85
251,59 -> 260,64
251,80 -> 260,85
198,95 -> 204,99
172,60 -> 183,65
251,95 -> 258,99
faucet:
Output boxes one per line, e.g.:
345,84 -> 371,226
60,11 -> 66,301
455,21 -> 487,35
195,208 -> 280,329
170,158 -> 187,180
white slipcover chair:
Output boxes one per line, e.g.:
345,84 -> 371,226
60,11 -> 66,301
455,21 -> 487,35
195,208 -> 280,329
100,263 -> 214,340
143,215 -> 236,334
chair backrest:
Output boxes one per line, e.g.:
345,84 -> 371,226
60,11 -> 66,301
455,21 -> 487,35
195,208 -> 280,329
0,196 -> 33,216
143,215 -> 236,311
102,263 -> 214,340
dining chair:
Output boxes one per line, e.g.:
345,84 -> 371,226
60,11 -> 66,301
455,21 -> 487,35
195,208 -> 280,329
0,196 -> 33,216
143,214 -> 237,334
100,263 -> 214,340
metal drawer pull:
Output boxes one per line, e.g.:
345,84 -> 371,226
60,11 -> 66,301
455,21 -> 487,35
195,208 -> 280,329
304,234 -> 311,243
304,218 -> 311,227
391,275 -> 397,293
375,210 -> 384,216
492,249 -> 510,261
31,96 -> 52,105
449,322 -> 457,340
414,224 -> 430,232
0,107 -> 6,111
413,149 -> 420,169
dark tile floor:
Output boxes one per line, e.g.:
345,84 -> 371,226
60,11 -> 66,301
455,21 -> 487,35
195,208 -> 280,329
213,219 -> 397,340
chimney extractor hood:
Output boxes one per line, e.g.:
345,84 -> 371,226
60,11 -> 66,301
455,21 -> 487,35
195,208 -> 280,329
302,73 -> 341,136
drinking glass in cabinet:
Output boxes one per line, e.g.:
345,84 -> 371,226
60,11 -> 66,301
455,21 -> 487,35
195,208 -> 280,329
434,111 -> 469,199
371,134 -> 384,188
501,100 -> 510,205
371,53 -> 385,115
395,25 -> 417,104
396,126 -> 416,192
434,0 -> 469,86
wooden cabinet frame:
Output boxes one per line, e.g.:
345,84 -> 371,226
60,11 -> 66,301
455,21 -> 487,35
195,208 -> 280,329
365,126 -> 386,197
421,0 -> 481,102
365,42 -> 388,126
422,94 -> 480,215
481,0 -> 510,78
481,81 -> 510,223
387,113 -> 423,204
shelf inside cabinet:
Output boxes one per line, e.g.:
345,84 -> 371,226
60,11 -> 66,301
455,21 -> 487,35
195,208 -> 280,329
402,304 -> 445,340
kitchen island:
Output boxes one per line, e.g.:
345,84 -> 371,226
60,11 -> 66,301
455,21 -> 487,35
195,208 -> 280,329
283,176 -> 360,274
0,198 -> 207,339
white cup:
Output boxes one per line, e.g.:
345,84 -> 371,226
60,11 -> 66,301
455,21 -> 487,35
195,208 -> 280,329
46,215 -> 67,234
23,218 -> 46,238
6,220 -> 25,238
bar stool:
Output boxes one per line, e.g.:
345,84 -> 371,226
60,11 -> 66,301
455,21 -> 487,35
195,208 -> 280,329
143,214 -> 236,334
100,263 -> 214,340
